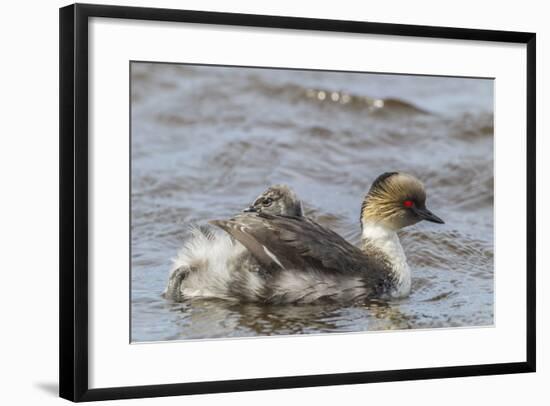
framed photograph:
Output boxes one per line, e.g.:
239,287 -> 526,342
59,3 -> 536,402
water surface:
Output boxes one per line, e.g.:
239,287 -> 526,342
130,62 -> 494,342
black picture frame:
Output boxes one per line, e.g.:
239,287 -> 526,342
59,3 -> 536,402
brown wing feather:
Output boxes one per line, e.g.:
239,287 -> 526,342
210,213 -> 373,276
209,218 -> 281,270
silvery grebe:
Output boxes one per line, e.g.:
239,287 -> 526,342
165,172 -> 444,304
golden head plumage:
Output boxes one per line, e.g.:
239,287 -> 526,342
361,172 -> 444,230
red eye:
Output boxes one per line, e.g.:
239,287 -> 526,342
403,200 -> 414,208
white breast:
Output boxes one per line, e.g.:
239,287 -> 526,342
361,222 -> 411,297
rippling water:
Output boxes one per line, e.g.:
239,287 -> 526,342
130,62 -> 494,342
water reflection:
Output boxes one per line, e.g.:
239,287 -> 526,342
163,297 -> 414,340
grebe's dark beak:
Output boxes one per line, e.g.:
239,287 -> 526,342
243,206 -> 258,213
414,207 -> 444,224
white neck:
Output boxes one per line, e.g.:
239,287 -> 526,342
361,221 -> 411,297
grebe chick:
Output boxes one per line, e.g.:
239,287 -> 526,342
163,184 -> 303,301
243,184 -> 303,217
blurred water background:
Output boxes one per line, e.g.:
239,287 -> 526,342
131,62 -> 494,342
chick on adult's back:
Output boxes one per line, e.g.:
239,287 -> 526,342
163,184 -> 303,301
